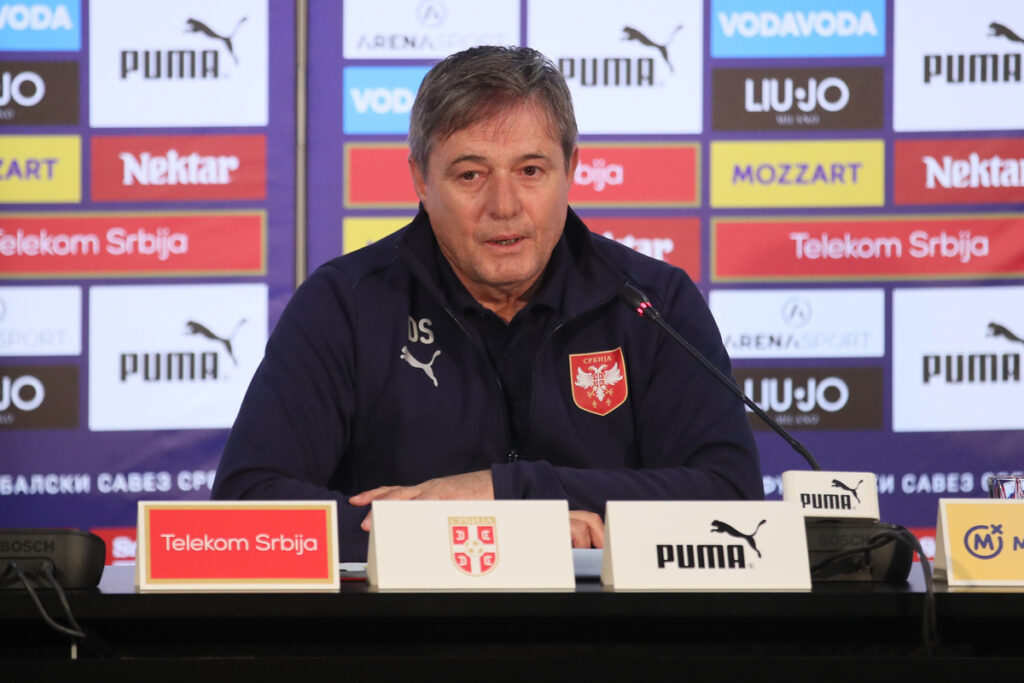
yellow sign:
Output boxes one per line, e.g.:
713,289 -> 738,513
0,135 -> 81,204
710,140 -> 884,208
935,499 -> 1024,586
342,216 -> 410,255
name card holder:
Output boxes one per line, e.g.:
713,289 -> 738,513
136,501 -> 339,592
366,500 -> 575,590
601,501 -> 811,590
935,498 -> 1024,586
783,471 -> 880,521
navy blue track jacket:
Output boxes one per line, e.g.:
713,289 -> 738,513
213,208 -> 762,561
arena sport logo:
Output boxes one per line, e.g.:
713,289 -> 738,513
529,0 -> 702,134
0,286 -> 81,357
710,0 -> 885,58
343,0 -> 517,59
0,1 -> 80,51
89,0 -> 268,127
449,516 -> 498,576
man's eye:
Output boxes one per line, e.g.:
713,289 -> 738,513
523,166 -> 539,176
459,171 -> 479,181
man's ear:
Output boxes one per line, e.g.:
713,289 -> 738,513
409,158 -> 428,205
567,146 -> 579,181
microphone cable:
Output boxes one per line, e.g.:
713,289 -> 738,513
5,560 -> 88,640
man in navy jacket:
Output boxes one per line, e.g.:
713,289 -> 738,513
213,46 -> 762,561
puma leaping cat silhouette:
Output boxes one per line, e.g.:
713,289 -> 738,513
400,346 -> 441,387
185,17 -> 248,64
710,519 -> 766,559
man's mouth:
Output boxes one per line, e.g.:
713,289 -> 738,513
489,237 -> 522,246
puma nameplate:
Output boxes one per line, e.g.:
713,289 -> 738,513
135,501 -> 339,592
366,500 -> 575,590
601,501 -> 811,591
783,471 -> 880,521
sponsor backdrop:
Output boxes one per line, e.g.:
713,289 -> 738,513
4,0 -> 1024,560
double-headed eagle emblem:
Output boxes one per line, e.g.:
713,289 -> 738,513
574,362 -> 624,402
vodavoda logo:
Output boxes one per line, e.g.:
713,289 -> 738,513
528,0 -> 702,134
0,1 -> 80,51
89,0 -> 268,127
709,288 -> 885,359
734,366 -> 882,430
711,0 -> 884,58
0,364 -> 77,429
712,67 -> 883,131
343,66 -> 430,135
893,286 -> 1024,432
0,60 -> 77,125
343,0 -> 517,59
88,284 -> 267,431
0,286 -> 80,357
894,1 -> 1024,131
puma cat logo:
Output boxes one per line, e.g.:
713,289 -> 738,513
989,21 -> 1024,44
400,346 -> 441,387
185,17 -> 248,64
831,478 -> 864,504
622,25 -> 683,72
988,322 -> 1024,346
186,318 -> 246,366
710,519 -> 766,559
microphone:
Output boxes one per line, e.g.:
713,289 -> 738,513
618,283 -> 820,471
619,282 -> 915,584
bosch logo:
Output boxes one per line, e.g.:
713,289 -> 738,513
964,523 -> 1003,559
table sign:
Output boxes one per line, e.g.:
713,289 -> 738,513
783,471 -> 880,521
601,501 -> 811,590
934,499 -> 1024,586
366,500 -> 575,590
136,501 -> 339,592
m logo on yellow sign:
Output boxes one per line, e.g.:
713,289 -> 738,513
0,135 -> 81,203
935,500 -> 1024,586
710,140 -> 883,208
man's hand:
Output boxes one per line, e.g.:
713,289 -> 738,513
349,470 -> 494,531
569,510 -> 604,549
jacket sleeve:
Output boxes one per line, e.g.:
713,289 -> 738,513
489,272 -> 763,511
211,268 -> 371,561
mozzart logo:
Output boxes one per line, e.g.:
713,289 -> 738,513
91,134 -> 267,202
0,364 -> 77,429
710,140 -> 884,208
0,1 -> 80,51
0,60 -> 77,125
529,0 -> 702,134
88,284 -> 267,431
894,139 -> 1024,205
712,67 -> 883,131
734,366 -> 882,430
0,135 -> 79,203
710,0 -> 884,58
893,286 -> 1024,432
343,0 -> 517,59
709,288 -> 885,359
894,2 -> 1024,132
0,286 -> 81,357
89,0 -> 268,127
343,66 -> 429,135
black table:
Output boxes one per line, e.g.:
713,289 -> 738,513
3,565 -> 1023,678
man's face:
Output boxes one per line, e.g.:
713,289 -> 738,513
410,99 -> 578,304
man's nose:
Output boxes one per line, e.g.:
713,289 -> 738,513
486,172 -> 521,219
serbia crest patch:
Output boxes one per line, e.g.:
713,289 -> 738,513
449,516 -> 498,576
569,347 -> 629,416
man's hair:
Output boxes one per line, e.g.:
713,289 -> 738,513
408,45 -> 578,174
